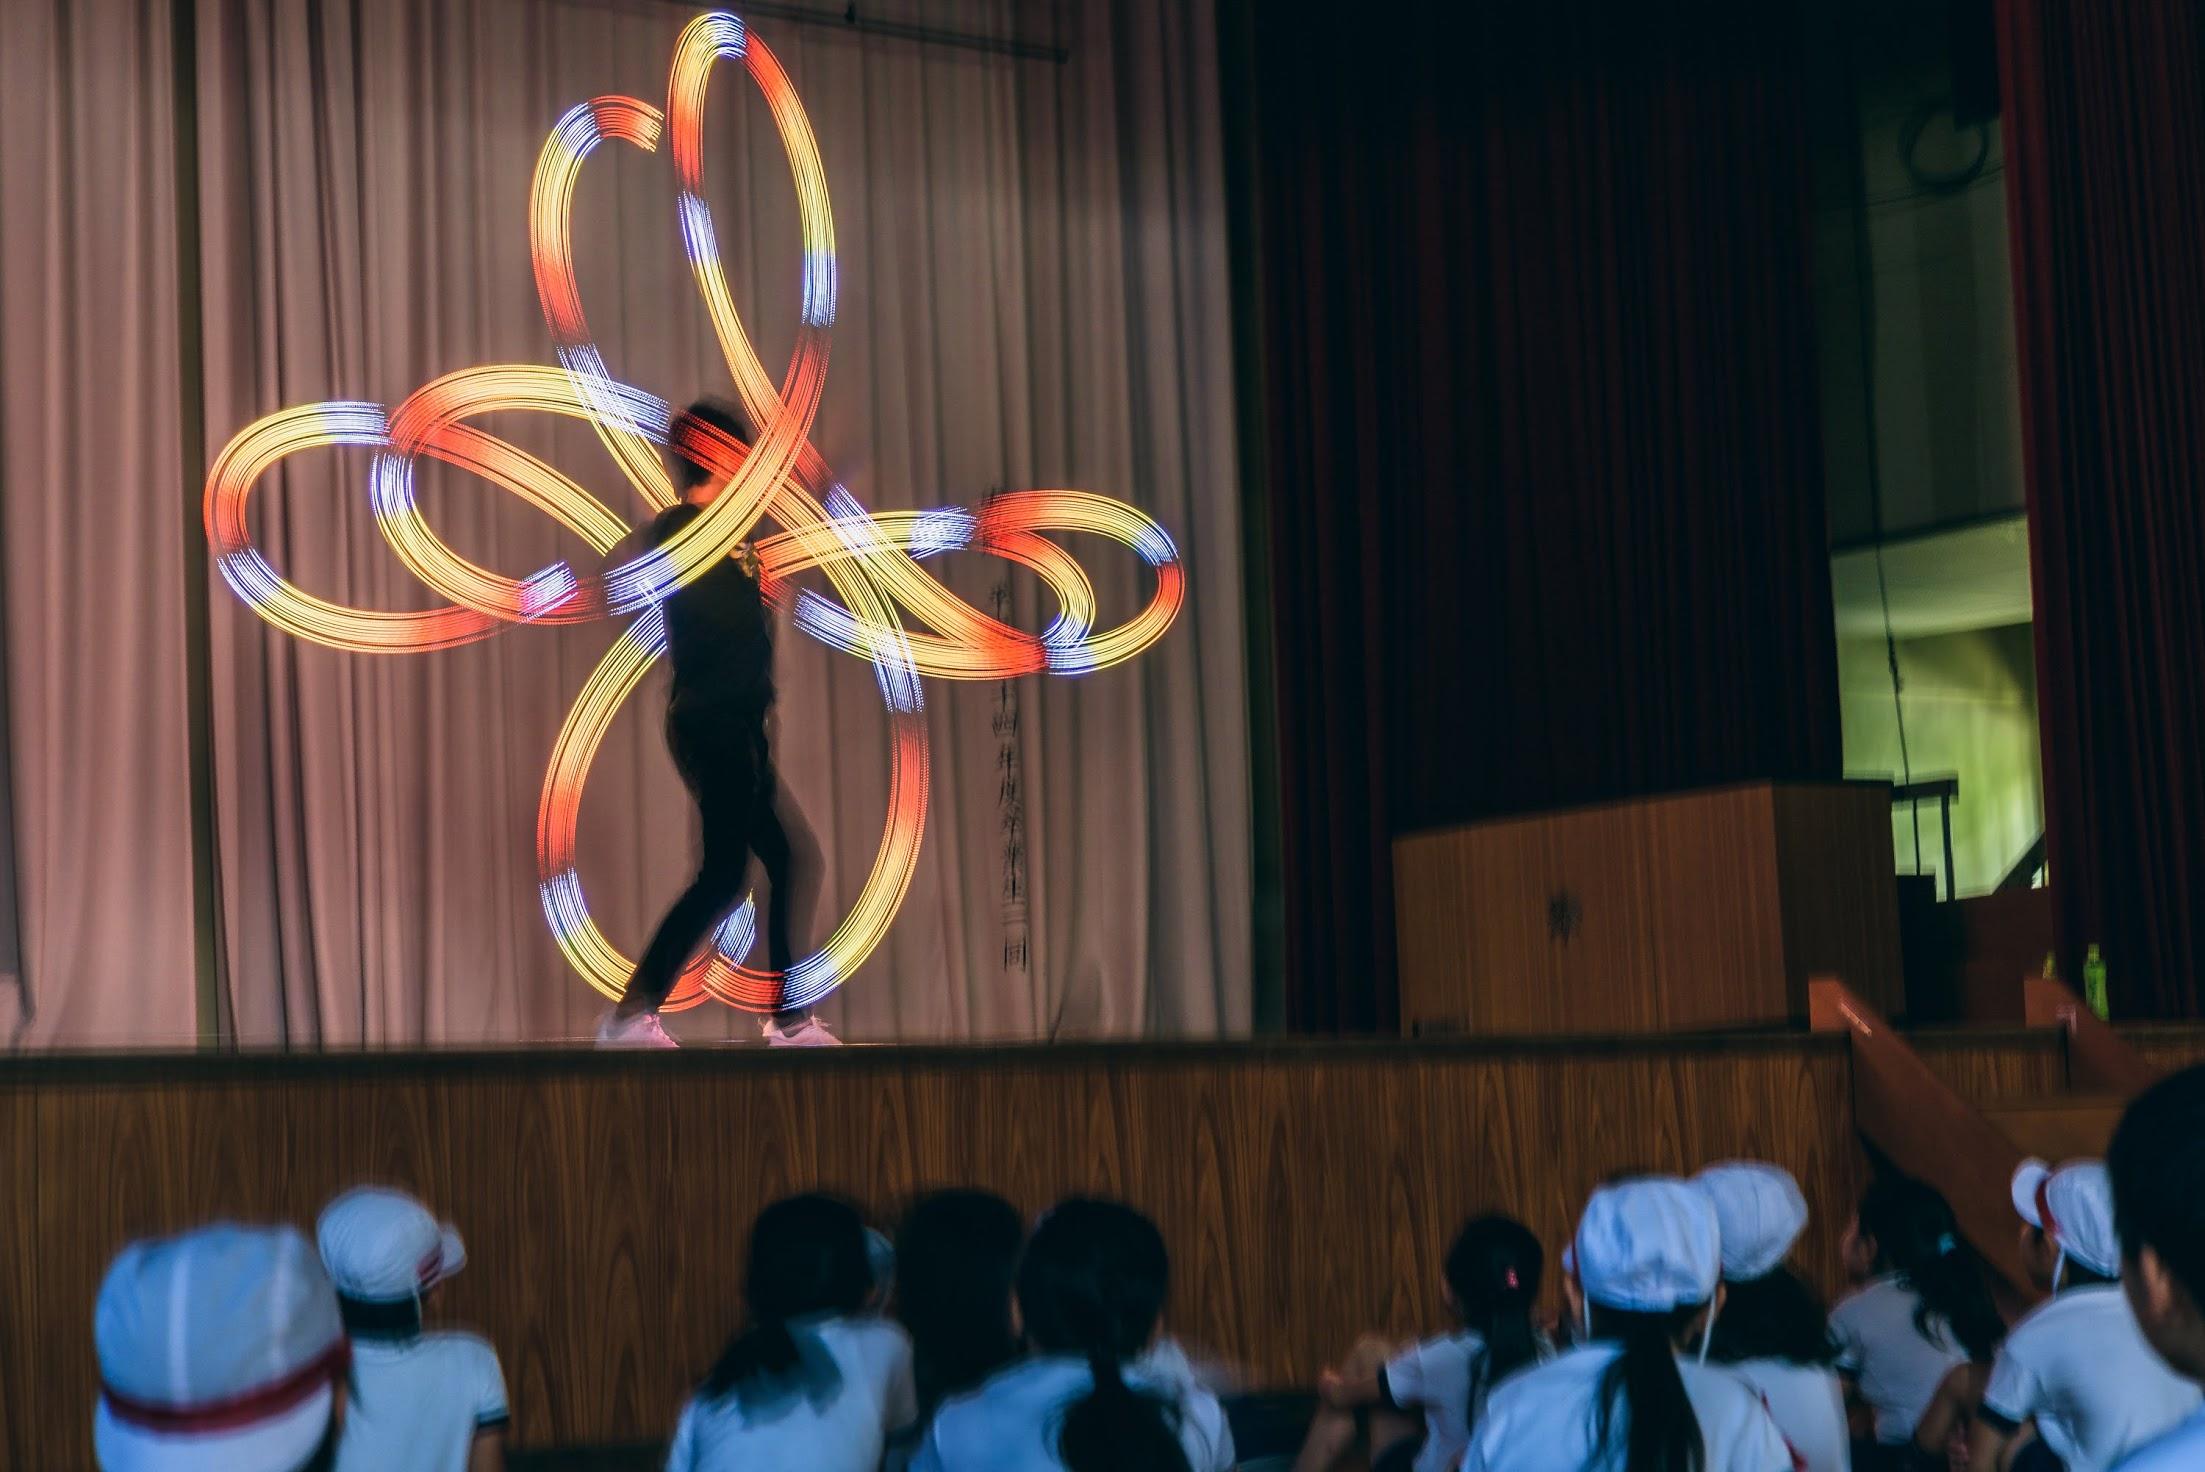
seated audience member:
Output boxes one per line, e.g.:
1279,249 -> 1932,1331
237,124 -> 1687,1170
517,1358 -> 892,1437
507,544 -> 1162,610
2103,1065 -> 2205,1471
1968,1159 -> 2199,1472
1693,1162 -> 1850,1472
1464,1177 -> 1793,1472
893,1189 -> 1026,1422
667,1193 -> 916,1472
914,1197 -> 1235,1472
317,1186 -> 507,1472
93,1223 -> 350,1472
1830,1177 -> 2005,1470
1297,1215 -> 1548,1472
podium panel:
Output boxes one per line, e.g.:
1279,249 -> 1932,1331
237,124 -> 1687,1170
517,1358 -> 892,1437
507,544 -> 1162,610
1394,782 -> 1901,1036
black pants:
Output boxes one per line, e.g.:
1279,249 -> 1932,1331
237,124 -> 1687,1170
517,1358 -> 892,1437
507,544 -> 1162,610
627,702 -> 798,1012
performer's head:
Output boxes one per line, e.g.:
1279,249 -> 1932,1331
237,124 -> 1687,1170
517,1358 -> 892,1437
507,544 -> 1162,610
667,395 -> 754,505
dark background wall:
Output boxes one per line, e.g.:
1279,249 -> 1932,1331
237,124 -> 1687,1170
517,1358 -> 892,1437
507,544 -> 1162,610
1236,0 -> 1844,1030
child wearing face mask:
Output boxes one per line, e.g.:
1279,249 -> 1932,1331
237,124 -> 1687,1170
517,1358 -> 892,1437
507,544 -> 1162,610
1693,1162 -> 1849,1472
1968,1157 -> 2201,1472
1464,1177 -> 1793,1472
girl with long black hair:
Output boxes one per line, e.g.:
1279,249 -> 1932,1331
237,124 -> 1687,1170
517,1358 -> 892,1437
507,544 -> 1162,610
1465,1178 -> 1792,1472
666,1194 -> 916,1471
1297,1215 -> 1549,1472
1829,1176 -> 2004,1469
911,1198 -> 1234,1472
892,1190 -> 1025,1422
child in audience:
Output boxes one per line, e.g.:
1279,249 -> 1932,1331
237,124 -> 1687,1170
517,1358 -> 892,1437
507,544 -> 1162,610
1966,1158 -> 2199,1472
912,1197 -> 1235,1472
1465,1177 -> 1793,1472
666,1193 -> 916,1472
94,1223 -> 350,1472
893,1189 -> 1026,1422
316,1186 -> 507,1472
1297,1215 -> 1548,1472
1694,1162 -> 1850,1472
1830,1176 -> 2004,1470
2101,1065 -> 2205,1470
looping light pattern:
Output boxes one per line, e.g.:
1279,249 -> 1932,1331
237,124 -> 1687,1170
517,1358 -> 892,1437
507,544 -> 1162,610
204,12 -> 1184,1014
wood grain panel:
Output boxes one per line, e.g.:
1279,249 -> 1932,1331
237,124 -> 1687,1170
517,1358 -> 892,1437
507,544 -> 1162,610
5,1037 -> 1864,1465
0,1080 -> 35,1463
1978,1097 -> 2126,1161
1906,1028 -> 2069,1103
2123,1026 -> 2205,1077
1771,785 -> 1905,1014
1396,782 -> 1900,1037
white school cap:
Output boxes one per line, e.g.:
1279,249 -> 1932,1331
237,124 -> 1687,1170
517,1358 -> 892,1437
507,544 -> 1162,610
2011,1158 -> 2121,1278
1694,1161 -> 1810,1281
93,1223 -> 348,1472
317,1185 -> 467,1302
1575,1177 -> 1722,1311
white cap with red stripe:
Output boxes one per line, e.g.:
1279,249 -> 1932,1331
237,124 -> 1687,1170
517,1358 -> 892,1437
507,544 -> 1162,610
316,1185 -> 467,1303
2011,1157 -> 2121,1280
93,1223 -> 348,1472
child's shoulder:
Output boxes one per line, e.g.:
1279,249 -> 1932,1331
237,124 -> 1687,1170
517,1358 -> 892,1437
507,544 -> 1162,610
414,1327 -> 503,1371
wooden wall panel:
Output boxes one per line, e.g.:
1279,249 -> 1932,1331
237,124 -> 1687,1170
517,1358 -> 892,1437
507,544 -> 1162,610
1396,782 -> 1901,1037
7,1037 -> 1864,1464
2124,1025 -> 2205,1077
1906,1028 -> 2068,1103
0,1082 -> 35,1463
1771,784 -> 1906,1014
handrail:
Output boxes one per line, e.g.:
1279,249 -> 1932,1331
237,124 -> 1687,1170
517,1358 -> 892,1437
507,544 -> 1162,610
2022,975 -> 2161,1096
1809,977 -> 2037,1300
1889,776 -> 1961,901
1999,832 -> 2047,893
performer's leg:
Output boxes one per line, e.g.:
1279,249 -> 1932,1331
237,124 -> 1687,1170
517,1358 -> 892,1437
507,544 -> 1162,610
620,845 -> 749,1014
751,763 -> 840,1042
617,730 -> 758,1017
751,794 -> 796,982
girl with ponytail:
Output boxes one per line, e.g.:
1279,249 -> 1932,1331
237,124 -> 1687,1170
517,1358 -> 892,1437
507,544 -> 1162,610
1297,1215 -> 1549,1472
1830,1176 -> 2005,1467
1465,1179 -> 1792,1472
911,1198 -> 1235,1472
667,1194 -> 916,1472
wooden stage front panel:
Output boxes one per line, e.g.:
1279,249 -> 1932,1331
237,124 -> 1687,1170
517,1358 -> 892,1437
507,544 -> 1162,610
2,1034 -> 1868,1463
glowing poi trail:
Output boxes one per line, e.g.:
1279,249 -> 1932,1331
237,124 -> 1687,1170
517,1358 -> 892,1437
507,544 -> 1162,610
204,12 -> 1185,1015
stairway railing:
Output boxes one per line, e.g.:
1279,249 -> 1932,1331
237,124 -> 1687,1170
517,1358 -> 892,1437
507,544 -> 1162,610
1809,976 -> 2035,1300
2022,975 -> 2160,1095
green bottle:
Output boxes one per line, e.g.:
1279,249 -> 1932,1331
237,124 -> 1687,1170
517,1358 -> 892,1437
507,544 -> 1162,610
2083,943 -> 2109,1021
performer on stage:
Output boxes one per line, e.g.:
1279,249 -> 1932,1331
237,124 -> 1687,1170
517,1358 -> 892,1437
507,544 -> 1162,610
596,397 -> 834,1049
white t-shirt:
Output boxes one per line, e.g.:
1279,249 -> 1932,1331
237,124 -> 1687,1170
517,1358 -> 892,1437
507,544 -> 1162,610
666,1316 -> 916,1472
334,1331 -> 507,1472
1463,1343 -> 1793,1472
1829,1275 -> 1968,1444
1386,1329 -> 1550,1472
2112,1406 -> 2205,1472
1724,1358 -> 1848,1472
910,1355 -> 1236,1472
1980,1285 -> 2202,1472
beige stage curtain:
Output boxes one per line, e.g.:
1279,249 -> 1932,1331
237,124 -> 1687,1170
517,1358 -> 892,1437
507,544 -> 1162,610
193,0 -> 1251,1043
0,0 -> 205,1046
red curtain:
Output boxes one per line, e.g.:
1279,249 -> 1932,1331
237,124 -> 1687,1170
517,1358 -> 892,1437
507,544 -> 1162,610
1998,0 -> 2205,1017
1247,2 -> 1842,1032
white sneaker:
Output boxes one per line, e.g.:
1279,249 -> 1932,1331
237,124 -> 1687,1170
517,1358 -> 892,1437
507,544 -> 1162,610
595,1008 -> 678,1049
761,1013 -> 841,1047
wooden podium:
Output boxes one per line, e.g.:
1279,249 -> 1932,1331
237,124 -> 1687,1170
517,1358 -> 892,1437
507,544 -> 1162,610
1393,781 -> 1902,1037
